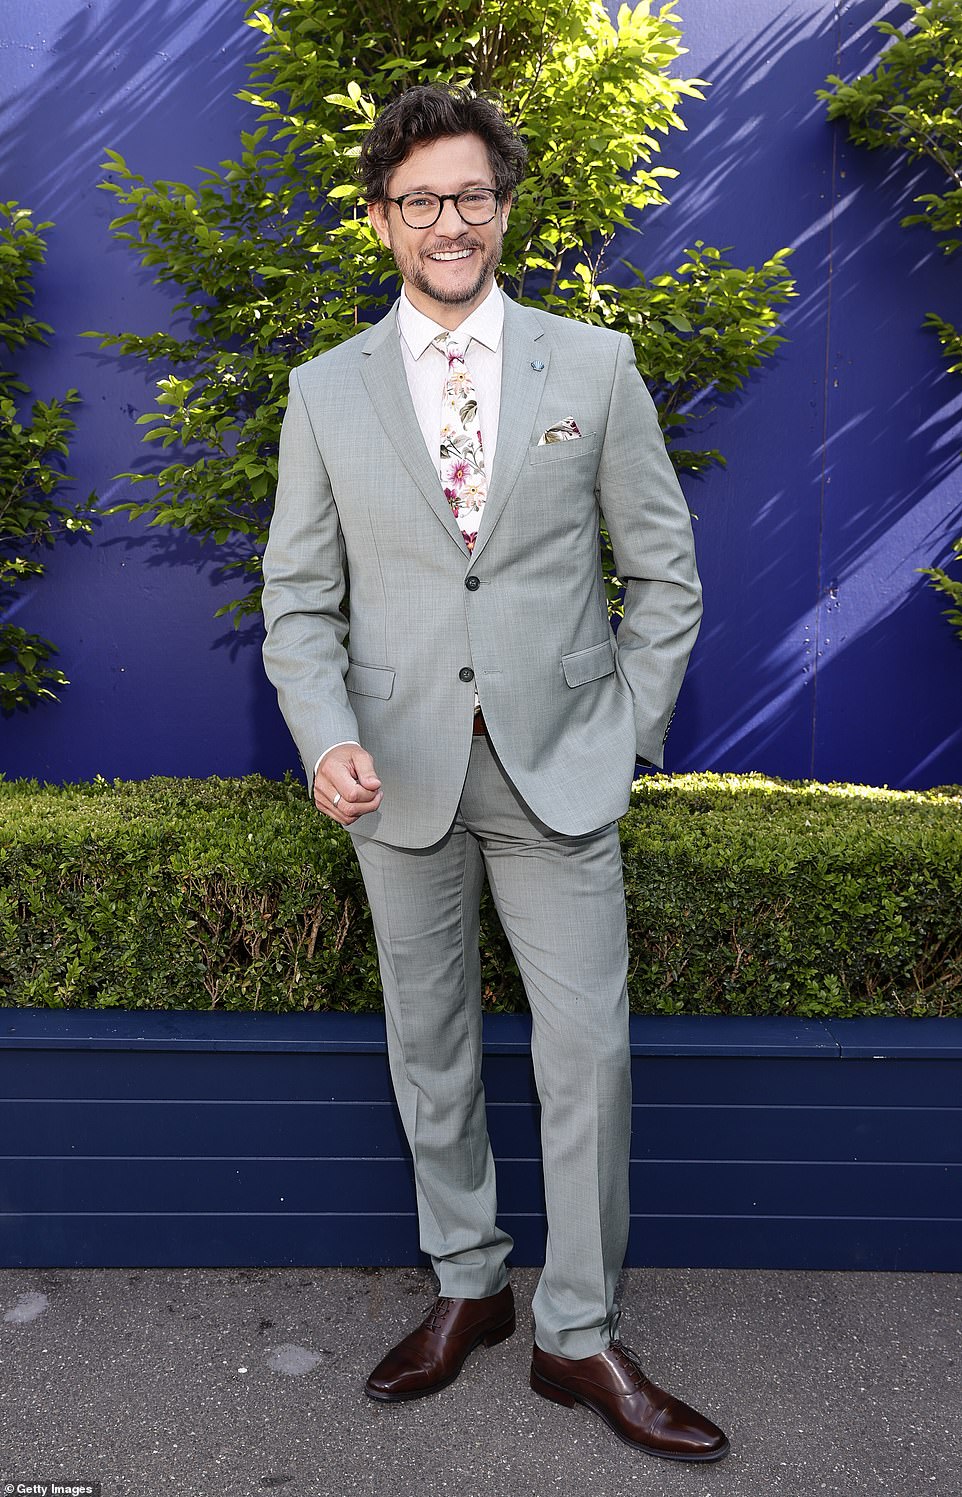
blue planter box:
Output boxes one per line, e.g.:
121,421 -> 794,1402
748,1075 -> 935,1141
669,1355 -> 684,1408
1,1009 -> 960,1270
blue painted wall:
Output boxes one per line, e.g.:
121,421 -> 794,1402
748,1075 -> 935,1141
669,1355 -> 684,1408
2,0 -> 960,788
2,1012 -> 960,1270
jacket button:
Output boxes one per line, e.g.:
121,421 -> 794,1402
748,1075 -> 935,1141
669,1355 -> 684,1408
459,667 -> 475,683
465,575 -> 480,591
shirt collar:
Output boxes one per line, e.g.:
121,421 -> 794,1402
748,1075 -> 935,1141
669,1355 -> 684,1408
398,280 -> 505,360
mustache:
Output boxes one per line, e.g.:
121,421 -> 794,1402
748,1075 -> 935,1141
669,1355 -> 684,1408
421,240 -> 484,256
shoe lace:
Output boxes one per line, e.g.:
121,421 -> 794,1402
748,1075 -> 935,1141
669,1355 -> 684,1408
422,1296 -> 454,1333
610,1340 -> 652,1392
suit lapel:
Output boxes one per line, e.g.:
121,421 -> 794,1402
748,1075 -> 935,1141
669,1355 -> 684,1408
470,295 -> 547,565
360,306 -> 468,554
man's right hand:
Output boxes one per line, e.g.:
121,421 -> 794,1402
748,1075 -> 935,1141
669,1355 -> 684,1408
314,744 -> 382,826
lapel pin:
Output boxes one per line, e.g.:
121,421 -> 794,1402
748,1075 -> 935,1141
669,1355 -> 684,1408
531,360 -> 545,371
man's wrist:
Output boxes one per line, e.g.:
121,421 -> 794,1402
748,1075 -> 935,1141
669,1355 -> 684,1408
313,741 -> 361,780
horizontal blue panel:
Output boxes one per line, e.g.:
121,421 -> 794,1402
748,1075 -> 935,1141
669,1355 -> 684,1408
0,1099 -> 408,1159
482,1015 -> 841,1057
0,1008 -> 391,1053
0,1011 -> 825,1059
621,1217 -> 962,1273
628,1104 -> 962,1165
0,1159 -> 419,1216
629,1056 -> 962,1108
1,1212 -> 959,1272
828,1019 -> 962,1060
3,1098 -> 959,1166
2,1157 -> 958,1219
625,1161 -> 962,1219
0,1215 -> 426,1269
627,1017 -> 839,1057
4,1010 -> 959,1060
0,1049 -> 399,1103
8,1045 -> 960,1107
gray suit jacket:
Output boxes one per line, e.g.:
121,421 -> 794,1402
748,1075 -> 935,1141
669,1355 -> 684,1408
261,291 -> 702,848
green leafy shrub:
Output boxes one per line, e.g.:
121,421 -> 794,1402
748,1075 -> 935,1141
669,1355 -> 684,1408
0,203 -> 95,710
2,773 -> 959,1016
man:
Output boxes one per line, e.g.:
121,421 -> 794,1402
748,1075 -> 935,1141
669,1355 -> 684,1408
261,85 -> 728,1463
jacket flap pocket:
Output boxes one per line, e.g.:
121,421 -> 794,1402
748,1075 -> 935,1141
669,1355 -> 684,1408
345,661 -> 395,699
562,640 -> 615,688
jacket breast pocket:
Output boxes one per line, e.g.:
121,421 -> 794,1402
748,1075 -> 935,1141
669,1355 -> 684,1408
527,433 -> 600,466
561,640 -> 616,688
345,661 -> 395,699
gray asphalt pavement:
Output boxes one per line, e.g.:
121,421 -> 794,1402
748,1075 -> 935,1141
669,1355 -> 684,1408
0,1265 -> 959,1497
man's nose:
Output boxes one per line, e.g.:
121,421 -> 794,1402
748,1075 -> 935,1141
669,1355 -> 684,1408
435,197 -> 467,235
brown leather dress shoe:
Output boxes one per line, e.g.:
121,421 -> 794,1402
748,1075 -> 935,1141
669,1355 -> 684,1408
365,1284 -> 515,1402
530,1342 -> 730,1462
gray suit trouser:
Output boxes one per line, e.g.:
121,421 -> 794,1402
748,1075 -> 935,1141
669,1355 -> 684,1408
353,733 -> 631,1359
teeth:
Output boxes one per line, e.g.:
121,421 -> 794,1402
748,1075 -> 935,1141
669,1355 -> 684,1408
430,249 -> 473,261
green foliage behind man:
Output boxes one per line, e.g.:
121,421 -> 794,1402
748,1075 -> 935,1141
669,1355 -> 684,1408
92,0 -> 794,623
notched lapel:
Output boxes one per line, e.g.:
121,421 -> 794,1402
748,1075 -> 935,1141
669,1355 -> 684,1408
360,309 -> 468,555
471,298 -> 547,564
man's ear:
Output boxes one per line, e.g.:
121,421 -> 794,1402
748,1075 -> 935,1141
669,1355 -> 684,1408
368,201 -> 391,248
500,192 -> 512,232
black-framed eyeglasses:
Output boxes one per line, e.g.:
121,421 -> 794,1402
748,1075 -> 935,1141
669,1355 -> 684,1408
386,188 -> 502,230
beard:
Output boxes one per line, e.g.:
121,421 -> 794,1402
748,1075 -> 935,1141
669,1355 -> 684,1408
388,230 -> 504,307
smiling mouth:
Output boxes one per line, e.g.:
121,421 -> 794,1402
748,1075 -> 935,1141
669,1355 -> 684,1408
427,247 -> 476,262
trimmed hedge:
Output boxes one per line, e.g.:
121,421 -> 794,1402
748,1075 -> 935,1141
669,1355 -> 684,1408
1,773 -> 960,1017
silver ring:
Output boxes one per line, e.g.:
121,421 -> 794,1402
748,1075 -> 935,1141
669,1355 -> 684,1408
332,791 -> 341,808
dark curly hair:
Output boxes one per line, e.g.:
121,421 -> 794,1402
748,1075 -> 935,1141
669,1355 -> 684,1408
358,85 -> 528,204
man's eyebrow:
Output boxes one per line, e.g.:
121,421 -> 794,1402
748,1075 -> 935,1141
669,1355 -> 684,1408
395,180 -> 495,193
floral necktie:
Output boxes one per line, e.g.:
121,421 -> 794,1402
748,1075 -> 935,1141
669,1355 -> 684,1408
435,332 -> 486,554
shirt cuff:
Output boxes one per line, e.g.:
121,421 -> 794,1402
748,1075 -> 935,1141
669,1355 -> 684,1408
313,742 -> 361,781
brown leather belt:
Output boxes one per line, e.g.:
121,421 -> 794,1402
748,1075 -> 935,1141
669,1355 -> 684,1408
473,708 -> 487,736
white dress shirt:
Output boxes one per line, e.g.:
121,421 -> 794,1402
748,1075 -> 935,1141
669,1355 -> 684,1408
314,282 -> 506,780
396,279 -> 504,482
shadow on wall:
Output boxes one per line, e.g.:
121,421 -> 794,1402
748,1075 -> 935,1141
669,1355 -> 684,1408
0,0 -> 294,783
0,0 -> 257,212
611,0 -> 962,785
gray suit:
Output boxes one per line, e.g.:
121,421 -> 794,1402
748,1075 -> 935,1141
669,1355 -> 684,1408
262,291 -> 702,1356
262,293 -> 701,847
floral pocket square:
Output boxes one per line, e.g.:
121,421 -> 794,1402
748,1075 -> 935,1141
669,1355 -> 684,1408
538,417 -> 583,445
